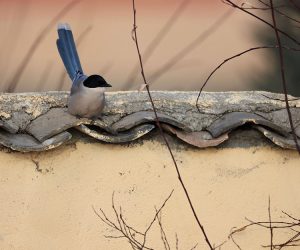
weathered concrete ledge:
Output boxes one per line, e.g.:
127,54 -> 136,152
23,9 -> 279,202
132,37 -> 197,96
0,91 -> 299,152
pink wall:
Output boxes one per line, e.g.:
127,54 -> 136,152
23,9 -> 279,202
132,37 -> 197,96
0,0 -> 265,92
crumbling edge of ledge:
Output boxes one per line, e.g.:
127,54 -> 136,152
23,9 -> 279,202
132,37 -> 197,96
0,91 -> 299,152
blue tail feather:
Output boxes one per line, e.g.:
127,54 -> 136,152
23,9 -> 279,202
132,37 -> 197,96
56,39 -> 75,79
66,28 -> 83,73
57,23 -> 83,80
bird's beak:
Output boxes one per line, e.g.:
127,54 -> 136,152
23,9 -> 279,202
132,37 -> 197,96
105,83 -> 112,87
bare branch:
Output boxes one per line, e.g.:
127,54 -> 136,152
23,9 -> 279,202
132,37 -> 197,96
141,190 -> 174,248
223,0 -> 300,46
120,214 -> 145,236
282,211 -> 300,222
92,206 -> 119,230
268,196 -> 273,250
245,217 -> 299,229
229,227 -> 243,250
190,243 -> 198,250
213,240 -> 227,250
131,0 -> 214,249
175,233 -> 179,250
195,45 -> 300,112
288,0 -> 300,12
278,232 -> 300,250
156,211 -> 170,250
229,200 -> 300,250
239,1 -> 288,10
258,0 -> 300,24
269,0 -> 300,154
104,235 -> 126,239
93,191 -> 174,250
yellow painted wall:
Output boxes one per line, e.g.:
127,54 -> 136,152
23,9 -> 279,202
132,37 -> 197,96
0,140 -> 299,249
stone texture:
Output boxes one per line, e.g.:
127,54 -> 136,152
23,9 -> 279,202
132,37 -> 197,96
0,91 -> 299,151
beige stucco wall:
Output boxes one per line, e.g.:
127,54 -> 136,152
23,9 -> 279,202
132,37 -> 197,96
0,139 -> 299,250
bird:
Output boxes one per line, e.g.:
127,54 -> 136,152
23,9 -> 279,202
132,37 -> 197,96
56,23 -> 112,119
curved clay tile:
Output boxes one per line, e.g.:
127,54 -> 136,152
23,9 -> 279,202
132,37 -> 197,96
207,112 -> 290,138
0,91 -> 299,151
76,124 -> 155,143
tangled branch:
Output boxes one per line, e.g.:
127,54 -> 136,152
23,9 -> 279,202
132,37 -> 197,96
229,198 -> 300,249
93,191 -> 185,250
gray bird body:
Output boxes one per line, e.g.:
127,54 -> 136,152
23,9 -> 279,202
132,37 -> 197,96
56,23 -> 111,119
68,75 -> 106,118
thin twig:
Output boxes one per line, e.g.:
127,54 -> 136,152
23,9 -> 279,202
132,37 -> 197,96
229,202 -> 300,250
282,211 -> 300,222
269,0 -> 300,153
239,1 -> 288,10
195,45 -> 300,111
141,191 -> 174,248
190,243 -> 198,250
213,240 -> 227,250
92,206 -> 118,229
156,212 -> 170,250
258,0 -> 300,24
288,0 -> 300,12
119,214 -> 145,236
268,196 -> 273,249
119,208 -> 147,249
131,1 -> 214,249
6,0 -> 80,92
175,233 -> 179,250
229,227 -> 243,250
104,235 -> 126,239
245,217 -> 299,229
223,0 -> 300,46
278,232 -> 300,250
93,191 -> 174,250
